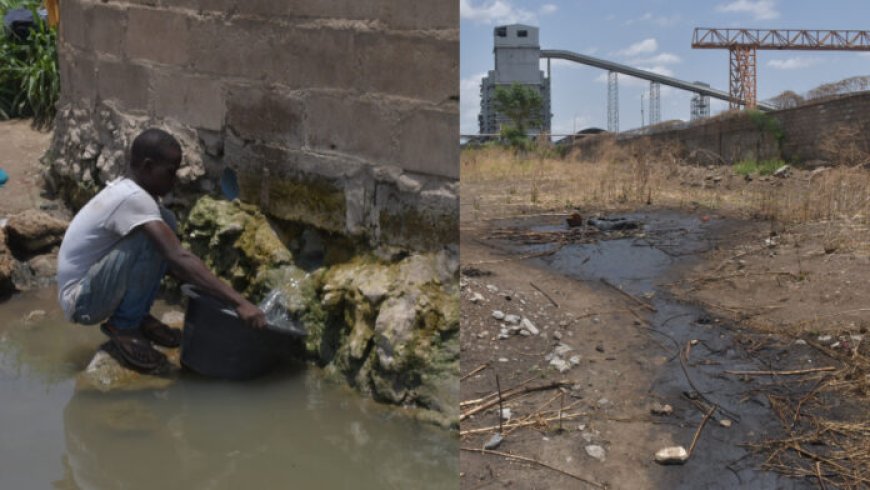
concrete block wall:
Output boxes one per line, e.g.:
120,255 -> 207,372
51,0 -> 458,249
572,92 -> 870,166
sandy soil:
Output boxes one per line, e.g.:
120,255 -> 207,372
0,119 -> 53,217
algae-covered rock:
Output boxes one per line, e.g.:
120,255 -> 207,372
315,250 -> 460,428
183,196 -> 293,297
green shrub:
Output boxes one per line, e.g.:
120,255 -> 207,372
0,2 -> 59,128
733,159 -> 785,176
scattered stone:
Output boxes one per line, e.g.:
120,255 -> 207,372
690,339 -> 699,346
469,292 -> 485,303
552,331 -> 562,340
500,408 -> 512,421
794,339 -> 807,345
550,358 -> 571,373
519,329 -> 531,337
23,309 -> 46,324
484,433 -> 504,450
498,357 -> 509,363
5,210 -> 68,255
577,423 -> 586,431
597,398 -> 609,406
817,335 -> 833,343
569,355 -> 581,365
520,317 -> 539,335
585,445 -> 606,462
719,419 -> 733,428
650,403 -> 674,416
504,314 -> 521,325
486,284 -> 498,293
559,320 -> 568,327
595,345 -> 605,353
655,446 -> 689,465
492,310 -> 505,320
554,344 -> 573,357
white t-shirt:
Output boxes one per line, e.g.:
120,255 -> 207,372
57,177 -> 166,320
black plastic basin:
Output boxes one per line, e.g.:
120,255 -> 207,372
180,284 -> 298,380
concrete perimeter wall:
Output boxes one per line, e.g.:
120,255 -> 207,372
572,92 -> 870,166
50,0 -> 458,250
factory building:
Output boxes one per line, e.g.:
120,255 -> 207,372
479,24 -> 551,135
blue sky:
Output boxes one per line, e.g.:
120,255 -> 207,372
460,0 -> 870,135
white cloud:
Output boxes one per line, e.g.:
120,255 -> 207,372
626,12 -> 682,27
460,72 -> 487,134
540,4 -> 558,15
616,38 -> 658,57
767,57 -> 819,70
460,0 -> 536,25
715,0 -> 779,20
629,53 -> 682,65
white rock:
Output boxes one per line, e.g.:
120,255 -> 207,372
470,292 -> 485,303
794,339 -> 807,345
597,398 -> 609,406
500,408 -> 512,421
498,358 -> 509,363
504,314 -> 521,325
492,310 -> 505,320
553,331 -> 563,340
519,329 -> 531,337
520,318 -> 539,335
655,446 -> 689,465
651,403 -> 674,416
817,335 -> 833,343
486,284 -> 499,293
569,355 -> 582,365
484,433 -> 504,450
554,343 -> 573,356
719,419 -> 733,428
549,358 -> 571,373
585,445 -> 606,462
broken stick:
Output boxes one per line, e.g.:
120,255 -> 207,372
461,448 -> 607,489
529,281 -> 559,308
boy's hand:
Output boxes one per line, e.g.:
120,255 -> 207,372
236,301 -> 267,329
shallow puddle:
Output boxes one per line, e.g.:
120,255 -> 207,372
0,287 -> 457,490
502,211 -> 814,489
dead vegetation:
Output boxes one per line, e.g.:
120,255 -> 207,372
462,141 -> 870,254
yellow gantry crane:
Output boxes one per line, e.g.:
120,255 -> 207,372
692,28 -> 870,109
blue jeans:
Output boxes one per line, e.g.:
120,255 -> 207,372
72,211 -> 176,330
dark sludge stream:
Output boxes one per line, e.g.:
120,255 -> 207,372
494,210 -> 816,490
0,287 -> 457,490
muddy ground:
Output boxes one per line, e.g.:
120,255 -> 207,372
459,162 -> 868,489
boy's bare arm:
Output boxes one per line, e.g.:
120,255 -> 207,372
140,220 -> 267,328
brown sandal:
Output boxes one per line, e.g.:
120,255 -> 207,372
100,323 -> 167,371
140,314 -> 183,348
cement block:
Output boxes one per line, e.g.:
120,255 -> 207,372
60,0 -> 88,49
356,33 -> 458,104
88,5 -> 127,57
152,71 -> 225,130
188,18 -> 274,79
305,94 -> 396,165
96,60 -> 150,111
396,109 -> 458,179
226,86 -> 304,147
126,7 -> 190,66
60,51 -> 97,105
375,181 -> 458,249
266,27 -> 357,90
382,0 -> 458,30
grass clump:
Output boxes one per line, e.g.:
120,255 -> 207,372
733,159 -> 785,176
0,1 -> 59,128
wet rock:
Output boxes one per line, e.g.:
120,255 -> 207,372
651,403 -> 673,416
160,310 -> 185,329
0,228 -> 16,295
76,347 -> 180,393
655,446 -> 689,465
5,210 -> 68,255
585,445 -> 606,462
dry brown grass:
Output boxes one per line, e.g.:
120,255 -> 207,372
461,142 -> 870,253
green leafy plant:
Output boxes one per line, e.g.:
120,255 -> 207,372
733,159 -> 785,176
0,2 -> 59,128
493,83 -> 543,150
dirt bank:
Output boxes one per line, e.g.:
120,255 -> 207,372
0,120 -> 53,217
460,149 -> 868,489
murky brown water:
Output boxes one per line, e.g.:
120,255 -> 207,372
0,287 -> 457,490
